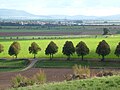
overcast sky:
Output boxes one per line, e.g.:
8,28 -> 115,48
0,0 -> 120,16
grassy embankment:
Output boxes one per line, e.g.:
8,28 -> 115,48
10,75 -> 120,90
0,60 -> 29,72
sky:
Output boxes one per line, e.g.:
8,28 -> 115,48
0,0 -> 120,16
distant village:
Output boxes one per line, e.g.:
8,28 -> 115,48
0,19 -> 120,26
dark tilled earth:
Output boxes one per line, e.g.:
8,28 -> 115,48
0,32 -> 82,36
0,68 -> 72,90
0,31 -> 104,36
0,68 -> 120,90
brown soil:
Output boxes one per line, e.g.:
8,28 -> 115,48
0,68 -> 119,90
0,32 -> 83,36
0,68 -> 72,90
0,31 -> 105,36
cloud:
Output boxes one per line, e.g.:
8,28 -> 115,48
43,0 -> 73,8
0,0 -> 120,16
82,0 -> 120,8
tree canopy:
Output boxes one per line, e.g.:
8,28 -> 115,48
29,42 -> 41,59
0,44 -> 4,53
62,41 -> 75,60
45,41 -> 58,60
114,42 -> 120,57
96,40 -> 110,61
8,42 -> 21,58
76,41 -> 89,60
103,28 -> 110,35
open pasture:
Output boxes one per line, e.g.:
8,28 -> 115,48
0,35 -> 120,59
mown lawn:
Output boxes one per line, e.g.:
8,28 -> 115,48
0,67 -> 24,72
0,60 -> 29,72
0,35 -> 120,59
34,60 -> 120,68
0,59 -> 29,67
10,76 -> 120,90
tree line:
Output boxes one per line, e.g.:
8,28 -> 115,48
0,40 -> 120,61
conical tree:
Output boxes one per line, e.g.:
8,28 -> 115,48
103,28 -> 110,35
96,40 -> 110,61
45,41 -> 58,60
8,42 -> 21,59
62,41 -> 75,60
0,44 -> 4,53
76,41 -> 89,60
29,42 -> 41,59
114,42 -> 120,58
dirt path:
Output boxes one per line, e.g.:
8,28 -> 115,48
21,59 -> 38,71
21,58 -> 47,71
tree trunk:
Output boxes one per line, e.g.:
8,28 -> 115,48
101,55 -> 105,61
81,55 -> 84,61
51,54 -> 53,60
15,55 -> 17,59
67,55 -> 70,60
34,54 -> 36,59
13,56 -> 14,59
50,54 -> 52,60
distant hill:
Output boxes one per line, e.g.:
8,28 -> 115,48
0,9 -> 33,16
48,15 -> 98,20
102,15 -> 120,20
0,9 -> 120,20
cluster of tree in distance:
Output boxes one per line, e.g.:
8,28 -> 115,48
0,40 -> 120,61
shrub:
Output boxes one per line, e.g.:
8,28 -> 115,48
96,71 -> 113,77
33,70 -> 46,84
10,76 -> 120,90
72,65 -> 90,79
11,74 -> 28,88
11,70 -> 46,88
25,78 -> 35,86
64,74 -> 73,81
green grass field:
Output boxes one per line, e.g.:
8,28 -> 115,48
10,75 -> 120,90
0,35 -> 120,59
34,60 -> 120,68
0,60 -> 29,72
0,67 -> 24,72
0,59 -> 29,67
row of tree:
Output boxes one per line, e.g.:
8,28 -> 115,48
0,40 -> 120,61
